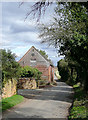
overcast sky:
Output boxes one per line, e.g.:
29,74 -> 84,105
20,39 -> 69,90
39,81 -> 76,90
1,2 -> 64,66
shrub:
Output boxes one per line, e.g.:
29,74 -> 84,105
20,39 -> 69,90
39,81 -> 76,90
68,84 -> 88,119
20,66 -> 42,80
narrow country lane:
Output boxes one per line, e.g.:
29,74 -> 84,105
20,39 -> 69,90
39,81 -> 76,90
2,81 -> 74,120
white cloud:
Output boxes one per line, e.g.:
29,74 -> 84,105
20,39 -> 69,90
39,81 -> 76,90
1,2 -> 64,66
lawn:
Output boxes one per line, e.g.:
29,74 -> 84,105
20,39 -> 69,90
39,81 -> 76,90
1,95 -> 24,111
68,83 -> 88,120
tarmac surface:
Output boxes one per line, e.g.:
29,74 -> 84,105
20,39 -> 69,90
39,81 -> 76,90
2,81 -> 74,120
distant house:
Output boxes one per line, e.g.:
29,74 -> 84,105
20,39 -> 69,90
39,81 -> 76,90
18,46 -> 54,82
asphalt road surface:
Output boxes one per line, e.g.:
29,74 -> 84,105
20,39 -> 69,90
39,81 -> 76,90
2,81 -> 74,120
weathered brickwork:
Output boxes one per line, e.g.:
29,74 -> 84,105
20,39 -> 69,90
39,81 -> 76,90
35,65 -> 49,80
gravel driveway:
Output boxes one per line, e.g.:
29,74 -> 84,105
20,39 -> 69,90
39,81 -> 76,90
2,81 -> 74,120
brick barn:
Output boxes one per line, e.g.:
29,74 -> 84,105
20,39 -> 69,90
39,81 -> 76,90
18,46 -> 54,82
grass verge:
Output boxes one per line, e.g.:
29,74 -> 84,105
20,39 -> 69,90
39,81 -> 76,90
68,83 -> 88,120
1,95 -> 24,111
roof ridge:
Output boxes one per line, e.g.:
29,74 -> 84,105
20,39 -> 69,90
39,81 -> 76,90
18,46 -> 53,66
33,47 -> 53,65
18,46 -> 32,63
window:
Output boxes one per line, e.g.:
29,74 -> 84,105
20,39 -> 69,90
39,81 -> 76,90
31,53 -> 35,56
30,60 -> 36,63
30,58 -> 36,63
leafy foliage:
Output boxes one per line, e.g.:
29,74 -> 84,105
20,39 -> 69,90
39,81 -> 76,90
1,49 -> 21,81
38,49 -> 52,64
39,50 -> 48,59
69,84 -> 88,119
20,66 -> 42,80
38,3 -> 88,91
57,59 -> 70,82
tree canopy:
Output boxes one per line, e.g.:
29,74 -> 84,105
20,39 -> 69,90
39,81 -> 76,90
39,50 -> 48,59
38,2 -> 88,91
1,49 -> 21,81
38,49 -> 52,64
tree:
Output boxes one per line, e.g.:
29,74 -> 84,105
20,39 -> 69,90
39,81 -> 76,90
1,49 -> 21,81
20,1 -> 52,22
38,3 -> 88,91
57,59 -> 70,82
39,50 -> 48,59
20,2 -> 88,22
38,49 -> 52,64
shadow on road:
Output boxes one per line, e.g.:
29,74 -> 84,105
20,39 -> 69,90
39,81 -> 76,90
2,81 -> 87,120
18,81 -> 74,103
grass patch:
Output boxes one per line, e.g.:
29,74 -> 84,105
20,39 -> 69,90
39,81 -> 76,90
1,95 -> 24,111
68,83 -> 88,120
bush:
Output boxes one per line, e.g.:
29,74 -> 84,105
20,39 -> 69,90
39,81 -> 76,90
20,66 -> 42,80
68,84 -> 88,119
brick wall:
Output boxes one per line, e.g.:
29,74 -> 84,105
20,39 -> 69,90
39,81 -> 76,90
35,65 -> 49,80
35,65 -> 54,82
